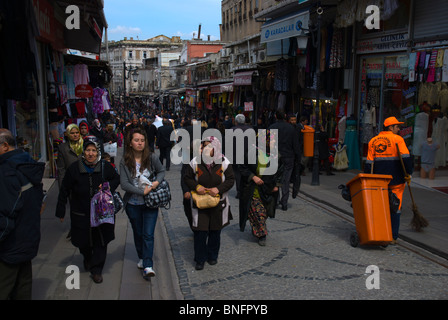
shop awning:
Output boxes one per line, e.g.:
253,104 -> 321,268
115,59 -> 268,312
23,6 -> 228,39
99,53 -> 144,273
210,82 -> 234,93
54,0 -> 107,54
234,71 -> 255,86
260,11 -> 310,44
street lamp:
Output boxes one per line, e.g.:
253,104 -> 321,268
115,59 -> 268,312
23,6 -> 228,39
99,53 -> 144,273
301,3 -> 324,186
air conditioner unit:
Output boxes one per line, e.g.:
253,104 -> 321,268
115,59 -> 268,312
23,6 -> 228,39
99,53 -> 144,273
258,50 -> 266,63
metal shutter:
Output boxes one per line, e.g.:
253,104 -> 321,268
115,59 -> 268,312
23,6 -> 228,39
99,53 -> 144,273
413,0 -> 448,41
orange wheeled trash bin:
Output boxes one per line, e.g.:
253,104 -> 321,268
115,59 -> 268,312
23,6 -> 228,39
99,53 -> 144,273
346,173 -> 394,247
301,125 -> 315,157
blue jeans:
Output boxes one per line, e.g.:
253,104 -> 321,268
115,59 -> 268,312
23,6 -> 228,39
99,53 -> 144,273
125,204 -> 158,268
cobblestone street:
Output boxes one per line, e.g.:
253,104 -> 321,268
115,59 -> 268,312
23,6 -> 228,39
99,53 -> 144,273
163,164 -> 448,300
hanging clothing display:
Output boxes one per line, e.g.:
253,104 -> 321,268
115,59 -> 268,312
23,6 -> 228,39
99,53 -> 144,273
413,112 -> 429,156
362,106 -> 376,144
333,142 -> 349,170
92,87 -> 112,114
432,116 -> 448,168
274,59 -> 289,91
344,119 -> 361,170
74,63 -> 90,87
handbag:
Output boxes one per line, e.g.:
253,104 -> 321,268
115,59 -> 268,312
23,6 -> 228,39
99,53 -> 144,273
144,172 -> 171,209
191,191 -> 220,209
113,191 -> 123,214
90,181 -> 115,227
101,160 -> 122,214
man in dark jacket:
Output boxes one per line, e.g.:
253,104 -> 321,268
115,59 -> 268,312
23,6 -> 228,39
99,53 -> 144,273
268,111 -> 298,211
145,117 -> 158,152
0,129 -> 44,299
157,117 -> 174,171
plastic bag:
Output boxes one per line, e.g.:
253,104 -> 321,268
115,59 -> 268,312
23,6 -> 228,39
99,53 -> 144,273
90,182 -> 115,227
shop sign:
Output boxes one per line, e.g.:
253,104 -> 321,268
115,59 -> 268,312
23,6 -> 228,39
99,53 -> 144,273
75,85 -> 93,98
33,0 -> 55,43
234,71 -> 254,86
244,102 -> 254,111
261,11 -> 309,44
399,126 -> 413,139
357,33 -> 408,54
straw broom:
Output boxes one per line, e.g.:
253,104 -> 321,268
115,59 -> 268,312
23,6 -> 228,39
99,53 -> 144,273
396,144 -> 429,232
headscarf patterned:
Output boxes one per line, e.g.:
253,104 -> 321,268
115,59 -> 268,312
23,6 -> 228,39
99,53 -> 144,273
66,124 -> 84,156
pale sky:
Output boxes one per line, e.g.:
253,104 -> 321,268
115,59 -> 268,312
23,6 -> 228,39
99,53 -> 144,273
104,0 -> 223,41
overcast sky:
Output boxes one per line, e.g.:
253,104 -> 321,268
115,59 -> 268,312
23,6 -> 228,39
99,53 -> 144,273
104,0 -> 222,41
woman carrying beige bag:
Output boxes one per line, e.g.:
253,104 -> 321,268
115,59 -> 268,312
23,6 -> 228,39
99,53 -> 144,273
183,136 -> 234,271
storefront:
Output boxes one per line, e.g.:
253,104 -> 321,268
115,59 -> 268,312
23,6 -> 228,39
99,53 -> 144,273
408,0 -> 448,169
354,0 -> 448,170
353,0 -> 413,167
0,0 -> 107,177
233,70 -> 256,120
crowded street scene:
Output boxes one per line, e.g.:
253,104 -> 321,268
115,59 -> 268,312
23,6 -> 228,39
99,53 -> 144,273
0,0 -> 447,310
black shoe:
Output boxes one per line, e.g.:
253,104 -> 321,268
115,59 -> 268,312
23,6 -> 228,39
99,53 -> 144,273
207,260 -> 217,265
166,168 -> 170,171
327,172 -> 335,176
195,262 -> 204,270
90,274 -> 103,284
281,204 -> 287,211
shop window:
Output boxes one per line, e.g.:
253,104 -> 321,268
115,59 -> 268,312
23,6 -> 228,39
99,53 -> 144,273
359,54 -> 415,154
11,98 -> 42,161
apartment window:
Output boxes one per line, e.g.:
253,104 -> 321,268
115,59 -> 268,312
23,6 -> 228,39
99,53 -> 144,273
143,51 -> 147,59
128,50 -> 133,59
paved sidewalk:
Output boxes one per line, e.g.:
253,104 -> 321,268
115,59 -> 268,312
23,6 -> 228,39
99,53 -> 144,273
32,148 -> 182,300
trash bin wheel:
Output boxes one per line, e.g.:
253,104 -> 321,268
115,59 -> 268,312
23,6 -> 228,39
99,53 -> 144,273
350,232 -> 359,247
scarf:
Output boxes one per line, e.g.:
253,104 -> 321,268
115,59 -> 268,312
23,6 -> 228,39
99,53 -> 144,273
202,136 -> 223,170
66,124 -> 84,156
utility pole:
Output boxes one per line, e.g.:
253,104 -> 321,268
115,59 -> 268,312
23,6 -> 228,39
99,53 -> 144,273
311,4 -> 323,186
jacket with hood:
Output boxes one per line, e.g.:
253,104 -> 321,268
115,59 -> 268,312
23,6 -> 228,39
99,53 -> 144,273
0,149 -> 45,264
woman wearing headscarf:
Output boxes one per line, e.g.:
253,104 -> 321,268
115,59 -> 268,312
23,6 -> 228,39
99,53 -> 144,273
56,124 -> 84,187
183,136 -> 234,270
55,140 -> 120,284
90,119 -> 105,154
79,120 -> 90,139
239,130 -> 284,246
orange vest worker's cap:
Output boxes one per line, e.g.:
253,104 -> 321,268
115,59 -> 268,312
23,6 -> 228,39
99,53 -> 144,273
384,116 -> 404,127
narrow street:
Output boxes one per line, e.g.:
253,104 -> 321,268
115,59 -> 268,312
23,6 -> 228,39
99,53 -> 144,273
32,148 -> 448,300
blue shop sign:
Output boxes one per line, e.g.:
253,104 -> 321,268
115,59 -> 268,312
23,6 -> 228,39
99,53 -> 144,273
261,11 -> 310,44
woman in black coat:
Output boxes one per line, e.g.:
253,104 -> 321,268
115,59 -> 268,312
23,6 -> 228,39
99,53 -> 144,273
56,140 -> 120,283
239,130 -> 284,246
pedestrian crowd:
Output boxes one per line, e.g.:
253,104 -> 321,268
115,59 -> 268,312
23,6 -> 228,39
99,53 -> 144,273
0,100 -> 354,299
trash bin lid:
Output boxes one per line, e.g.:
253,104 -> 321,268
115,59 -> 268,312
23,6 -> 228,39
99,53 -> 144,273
301,125 -> 315,133
346,173 -> 393,187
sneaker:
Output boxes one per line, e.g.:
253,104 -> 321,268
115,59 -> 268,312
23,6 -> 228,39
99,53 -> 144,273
137,259 -> 143,269
143,267 -> 155,280
258,236 -> 266,246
